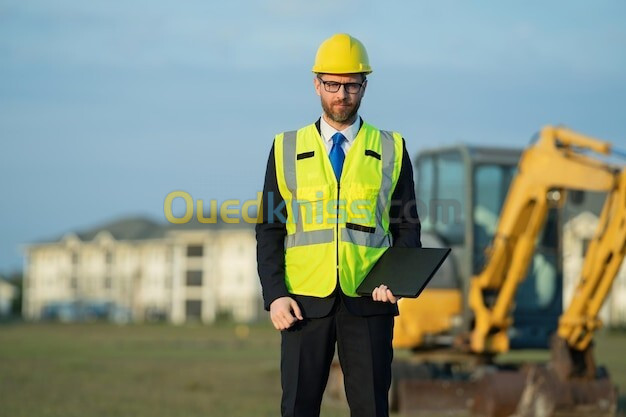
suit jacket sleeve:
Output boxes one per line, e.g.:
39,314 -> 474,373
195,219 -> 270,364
389,138 -> 422,248
256,142 -> 290,311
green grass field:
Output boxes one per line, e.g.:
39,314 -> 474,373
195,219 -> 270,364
0,322 -> 624,417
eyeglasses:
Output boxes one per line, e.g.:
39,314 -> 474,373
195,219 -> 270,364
317,77 -> 365,94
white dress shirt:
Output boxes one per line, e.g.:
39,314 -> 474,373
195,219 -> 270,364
319,114 -> 361,155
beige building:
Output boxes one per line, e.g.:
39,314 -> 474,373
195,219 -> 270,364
22,216 -> 262,324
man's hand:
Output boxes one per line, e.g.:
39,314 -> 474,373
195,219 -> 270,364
372,284 -> 402,304
269,296 -> 304,330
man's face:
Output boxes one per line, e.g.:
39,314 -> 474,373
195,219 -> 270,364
314,73 -> 367,125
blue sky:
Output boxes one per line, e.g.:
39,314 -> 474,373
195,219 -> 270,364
1,1 -> 625,273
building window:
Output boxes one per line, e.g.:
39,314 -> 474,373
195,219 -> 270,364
105,251 -> 113,264
186,245 -> 204,257
185,300 -> 202,320
104,276 -> 112,289
72,252 -> 79,265
186,270 -> 203,286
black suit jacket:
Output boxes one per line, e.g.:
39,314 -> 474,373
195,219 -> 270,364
256,118 -> 421,318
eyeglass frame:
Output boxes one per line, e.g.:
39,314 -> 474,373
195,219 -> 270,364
316,75 -> 367,94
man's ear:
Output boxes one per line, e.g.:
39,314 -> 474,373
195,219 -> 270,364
313,76 -> 321,97
361,79 -> 367,96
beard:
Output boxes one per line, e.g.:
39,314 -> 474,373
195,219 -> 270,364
321,96 -> 361,124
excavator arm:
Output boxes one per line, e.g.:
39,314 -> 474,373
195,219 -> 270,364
558,170 -> 626,351
469,126 -> 620,354
515,170 -> 625,417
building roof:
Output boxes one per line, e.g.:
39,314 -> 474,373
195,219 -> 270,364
33,213 -> 255,244
75,216 -> 166,241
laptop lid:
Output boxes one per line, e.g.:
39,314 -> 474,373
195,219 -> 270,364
356,247 -> 451,298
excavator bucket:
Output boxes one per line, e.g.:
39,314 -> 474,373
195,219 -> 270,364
512,364 -> 617,417
324,356 -> 618,417
509,338 -> 618,417
393,362 -> 617,417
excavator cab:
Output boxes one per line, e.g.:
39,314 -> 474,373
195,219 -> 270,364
395,144 -> 562,350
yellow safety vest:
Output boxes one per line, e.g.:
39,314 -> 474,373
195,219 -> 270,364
274,121 -> 404,297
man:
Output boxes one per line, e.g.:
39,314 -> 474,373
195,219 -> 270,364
256,33 -> 421,417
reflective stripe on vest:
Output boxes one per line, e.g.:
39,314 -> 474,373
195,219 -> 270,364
282,130 -> 335,247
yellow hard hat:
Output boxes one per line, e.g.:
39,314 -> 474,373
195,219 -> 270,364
312,33 -> 372,75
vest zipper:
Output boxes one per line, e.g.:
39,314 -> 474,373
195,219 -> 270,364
336,182 -> 340,289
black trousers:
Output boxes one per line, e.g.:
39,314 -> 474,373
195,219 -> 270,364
280,296 -> 395,417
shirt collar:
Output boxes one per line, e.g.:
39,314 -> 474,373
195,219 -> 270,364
319,114 -> 361,145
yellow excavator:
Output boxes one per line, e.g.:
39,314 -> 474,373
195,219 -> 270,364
394,127 -> 626,417
326,126 -> 625,416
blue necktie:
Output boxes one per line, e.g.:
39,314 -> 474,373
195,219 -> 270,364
329,132 -> 346,181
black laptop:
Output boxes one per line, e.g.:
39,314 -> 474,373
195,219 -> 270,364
356,247 -> 451,298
